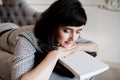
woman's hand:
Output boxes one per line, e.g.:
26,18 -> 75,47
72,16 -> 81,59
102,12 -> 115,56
51,43 -> 78,59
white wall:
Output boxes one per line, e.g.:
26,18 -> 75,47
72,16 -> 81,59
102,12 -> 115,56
25,0 -> 120,67
25,0 -> 105,12
82,7 -> 120,64
25,0 -> 55,12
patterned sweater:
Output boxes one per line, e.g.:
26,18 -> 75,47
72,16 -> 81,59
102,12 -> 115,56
0,25 -> 88,80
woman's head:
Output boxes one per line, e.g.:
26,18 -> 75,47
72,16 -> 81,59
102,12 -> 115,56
34,0 -> 87,49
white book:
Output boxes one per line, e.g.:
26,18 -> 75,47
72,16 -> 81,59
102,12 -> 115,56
59,51 -> 109,80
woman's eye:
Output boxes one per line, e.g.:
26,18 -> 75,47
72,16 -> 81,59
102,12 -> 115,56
63,29 -> 71,33
76,31 -> 81,34
76,29 -> 82,34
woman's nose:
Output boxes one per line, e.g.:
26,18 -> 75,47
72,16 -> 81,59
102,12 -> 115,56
68,35 -> 76,42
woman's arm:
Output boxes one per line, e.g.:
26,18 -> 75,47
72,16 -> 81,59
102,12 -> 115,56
13,32 -> 77,80
21,51 -> 59,80
77,41 -> 99,53
21,45 -> 77,80
13,34 -> 58,80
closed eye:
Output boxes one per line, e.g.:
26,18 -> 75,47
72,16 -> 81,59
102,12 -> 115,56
76,29 -> 82,33
63,29 -> 71,33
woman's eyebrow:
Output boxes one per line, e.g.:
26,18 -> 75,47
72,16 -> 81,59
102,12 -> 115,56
64,27 -> 73,30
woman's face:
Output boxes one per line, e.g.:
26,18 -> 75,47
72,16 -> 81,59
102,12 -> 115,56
57,25 -> 84,48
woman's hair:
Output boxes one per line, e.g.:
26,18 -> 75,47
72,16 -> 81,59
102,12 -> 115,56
34,0 -> 87,52
34,0 -> 87,78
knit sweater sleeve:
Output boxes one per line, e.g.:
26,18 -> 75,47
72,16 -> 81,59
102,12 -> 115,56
11,32 -> 37,80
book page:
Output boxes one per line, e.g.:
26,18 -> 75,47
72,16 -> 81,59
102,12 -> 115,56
59,51 -> 109,80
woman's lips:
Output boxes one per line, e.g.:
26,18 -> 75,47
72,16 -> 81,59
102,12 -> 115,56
64,41 -> 74,46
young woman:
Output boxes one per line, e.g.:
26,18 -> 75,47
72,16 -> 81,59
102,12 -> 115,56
0,0 -> 99,80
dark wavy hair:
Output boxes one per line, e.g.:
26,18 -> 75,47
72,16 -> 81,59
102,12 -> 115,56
34,0 -> 87,52
34,0 -> 87,78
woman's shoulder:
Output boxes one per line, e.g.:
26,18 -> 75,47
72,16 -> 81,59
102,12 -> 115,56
18,29 -> 42,51
16,25 -> 41,50
18,26 -> 37,45
16,25 -> 36,41
20,25 -> 34,31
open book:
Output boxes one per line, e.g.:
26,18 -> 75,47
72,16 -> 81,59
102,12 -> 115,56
59,51 -> 109,80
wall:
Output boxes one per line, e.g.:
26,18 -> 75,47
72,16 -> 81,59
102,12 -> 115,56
25,0 -> 105,12
25,0 -> 120,67
25,0 -> 55,12
82,6 -> 120,67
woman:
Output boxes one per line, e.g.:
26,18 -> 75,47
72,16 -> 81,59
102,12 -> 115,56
0,0 -> 99,80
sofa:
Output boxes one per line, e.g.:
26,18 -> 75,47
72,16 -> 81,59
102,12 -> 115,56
0,0 -> 41,26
